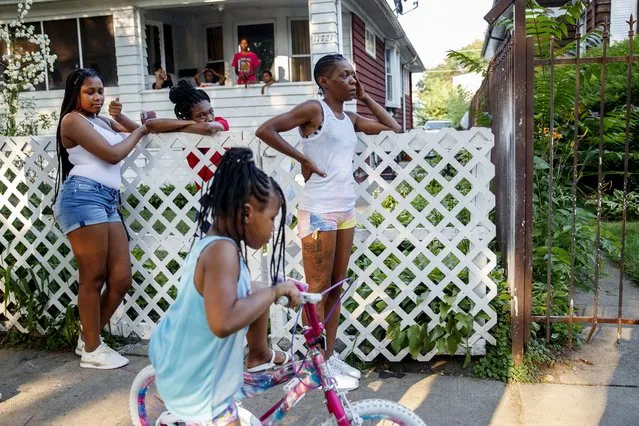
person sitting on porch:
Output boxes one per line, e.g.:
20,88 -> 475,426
256,54 -> 402,391
261,70 -> 275,95
153,62 -> 174,90
232,38 -> 260,86
149,147 -> 302,425
195,68 -> 226,87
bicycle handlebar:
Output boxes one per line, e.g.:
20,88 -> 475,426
276,291 -> 323,307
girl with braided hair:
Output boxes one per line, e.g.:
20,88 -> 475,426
53,68 -> 150,369
109,80 -> 230,136
110,80 -> 229,182
148,147 -> 301,425
111,81 -> 295,373
256,54 -> 402,391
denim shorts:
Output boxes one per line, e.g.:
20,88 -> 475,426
54,176 -> 122,235
297,209 -> 356,239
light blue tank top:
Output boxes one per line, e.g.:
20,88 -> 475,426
149,235 -> 251,422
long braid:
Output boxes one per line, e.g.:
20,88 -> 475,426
269,178 -> 287,285
198,147 -> 286,284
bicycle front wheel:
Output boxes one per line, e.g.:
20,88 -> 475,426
321,399 -> 426,426
130,364 -> 162,426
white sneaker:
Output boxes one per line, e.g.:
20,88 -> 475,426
329,355 -> 361,379
75,335 -> 104,356
80,342 -> 129,370
333,373 -> 359,391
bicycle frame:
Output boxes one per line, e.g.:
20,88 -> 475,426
236,301 -> 350,426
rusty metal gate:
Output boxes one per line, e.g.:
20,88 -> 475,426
470,0 -> 534,364
530,18 -> 639,342
472,0 -> 639,363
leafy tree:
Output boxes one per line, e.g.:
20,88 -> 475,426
414,39 -> 484,128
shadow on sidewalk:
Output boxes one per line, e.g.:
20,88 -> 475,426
0,349 -> 147,425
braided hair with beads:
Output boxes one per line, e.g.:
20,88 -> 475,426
198,147 -> 287,286
169,80 -> 211,120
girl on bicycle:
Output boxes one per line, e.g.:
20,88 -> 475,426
53,68 -> 150,369
148,147 -> 302,425
256,54 -> 401,390
110,81 -> 296,373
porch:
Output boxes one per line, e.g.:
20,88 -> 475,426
0,0 -> 363,132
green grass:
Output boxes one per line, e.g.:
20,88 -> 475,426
601,221 -> 639,285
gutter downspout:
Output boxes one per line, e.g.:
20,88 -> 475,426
401,67 -> 406,131
337,0 -> 343,54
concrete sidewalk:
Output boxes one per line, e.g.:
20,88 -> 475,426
0,337 -> 637,426
2,263 -> 638,425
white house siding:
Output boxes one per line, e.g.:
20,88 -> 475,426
308,0 -> 341,67
610,0 -> 637,41
114,7 -> 146,116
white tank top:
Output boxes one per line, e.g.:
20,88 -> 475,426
67,113 -> 124,189
297,100 -> 357,213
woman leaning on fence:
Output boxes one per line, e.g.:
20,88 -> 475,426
53,68 -> 151,370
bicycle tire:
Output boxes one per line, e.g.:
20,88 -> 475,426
129,364 -> 156,426
130,365 -> 260,426
320,399 -> 426,426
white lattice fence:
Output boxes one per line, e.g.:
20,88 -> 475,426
0,129 -> 496,362
263,129 -> 497,361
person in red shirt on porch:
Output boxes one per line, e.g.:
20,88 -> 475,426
232,38 -> 261,86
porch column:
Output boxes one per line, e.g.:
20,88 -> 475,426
113,7 -> 146,117
308,0 -> 341,69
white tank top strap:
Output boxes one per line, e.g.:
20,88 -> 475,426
319,100 -> 347,121
297,99 -> 358,213
66,112 -> 124,189
73,111 -> 117,134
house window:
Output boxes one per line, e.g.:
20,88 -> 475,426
80,16 -> 118,83
290,19 -> 311,82
385,48 -> 393,103
146,21 -> 175,75
365,26 -> 376,58
206,26 -> 224,76
385,46 -> 401,108
43,15 -> 117,90
164,24 -> 175,74
1,15 -> 116,91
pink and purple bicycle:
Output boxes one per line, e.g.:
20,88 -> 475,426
129,283 -> 426,425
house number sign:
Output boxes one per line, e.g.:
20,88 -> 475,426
312,34 -> 337,44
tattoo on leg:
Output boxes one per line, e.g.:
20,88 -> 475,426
303,239 -> 323,264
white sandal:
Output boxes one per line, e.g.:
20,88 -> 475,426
246,349 -> 292,373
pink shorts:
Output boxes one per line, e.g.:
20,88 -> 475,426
297,209 -> 356,239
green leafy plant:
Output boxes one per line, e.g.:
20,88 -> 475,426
586,190 -> 639,221
446,49 -> 486,75
387,291 -> 477,367
0,256 -> 80,350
